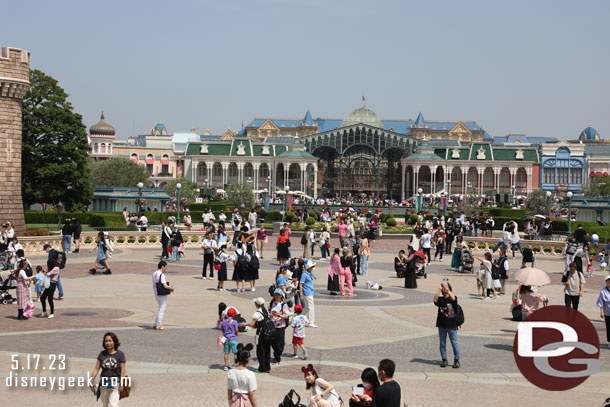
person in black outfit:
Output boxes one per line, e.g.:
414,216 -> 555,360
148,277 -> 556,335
445,220 -> 454,254
245,297 -> 272,373
160,221 -> 170,259
372,359 -> 401,407
574,224 -> 588,246
434,280 -> 461,368
72,218 -> 82,253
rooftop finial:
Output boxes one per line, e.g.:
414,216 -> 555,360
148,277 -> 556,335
100,110 -> 105,120
362,95 -> 366,108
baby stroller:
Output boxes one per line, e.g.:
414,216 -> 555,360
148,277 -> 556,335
458,249 -> 474,273
278,389 -> 306,407
0,272 -> 17,304
0,252 -> 10,271
413,250 -> 427,279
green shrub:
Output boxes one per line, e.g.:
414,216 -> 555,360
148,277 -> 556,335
22,228 -> 50,236
138,237 -> 146,243
266,211 -> 283,221
478,243 -> 486,249
408,214 -> 420,225
127,236 -> 135,243
89,215 -> 105,227
533,246 -> 541,252
191,236 -> 199,243
385,218 -> 397,227
126,223 -> 138,231
84,237 -> 92,244
554,247 -> 563,254
149,236 -> 157,243
468,242 -> 475,248
543,247 -> 552,253
305,217 -> 315,226
283,212 -> 298,223
117,237 -> 125,243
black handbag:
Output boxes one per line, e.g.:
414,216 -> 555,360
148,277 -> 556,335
156,273 -> 171,296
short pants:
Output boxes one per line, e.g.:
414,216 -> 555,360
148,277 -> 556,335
224,340 -> 238,354
292,336 -> 304,346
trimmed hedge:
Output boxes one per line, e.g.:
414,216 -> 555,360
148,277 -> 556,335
488,208 -> 528,218
283,212 -> 298,223
266,211 -> 283,221
24,211 -> 125,227
385,218 -> 397,227
305,217 -> 316,226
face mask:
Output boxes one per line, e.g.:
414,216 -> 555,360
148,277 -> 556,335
363,382 -> 372,390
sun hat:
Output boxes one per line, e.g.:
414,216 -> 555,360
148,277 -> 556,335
253,297 -> 265,306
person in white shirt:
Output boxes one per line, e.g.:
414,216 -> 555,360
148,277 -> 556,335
103,232 -> 114,254
202,211 -> 210,227
218,211 -> 227,228
227,343 -> 258,407
421,229 -> 432,266
7,237 -> 23,260
183,209 -> 192,231
508,221 -> 522,259
138,215 -> 148,231
201,231 -> 218,280
152,260 -> 174,330
248,210 -> 257,228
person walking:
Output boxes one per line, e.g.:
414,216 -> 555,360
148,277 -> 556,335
232,242 -> 250,292
563,234 -> 579,272
319,227 -> 331,259
434,280 -> 461,368
276,228 -> 290,265
40,259 -> 59,319
90,332 -> 127,407
596,276 -> 610,350
421,228 -> 432,266
14,260 -> 36,320
350,232 -> 362,275
563,261 -> 584,310
43,244 -> 65,300
61,219 -> 73,254
360,233 -> 370,276
256,225 -> 267,259
72,218 -> 82,253
227,343 -> 258,407
201,231 -> 217,280
327,248 -> 341,295
170,226 -> 183,263
161,221 -> 172,259
152,260 -> 174,330
269,289 -> 290,365
498,249 -> 509,295
337,219 -> 348,248
300,260 -> 317,328
508,221 -> 523,259
89,232 -> 111,275
245,297 -> 272,373
339,248 -> 354,296
183,209 -> 192,231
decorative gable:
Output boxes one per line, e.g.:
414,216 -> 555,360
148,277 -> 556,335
261,145 -> 270,155
476,148 -> 486,160
200,144 -> 209,154
448,121 -> 472,138
515,149 -> 524,160
236,142 -> 246,156
451,149 -> 461,159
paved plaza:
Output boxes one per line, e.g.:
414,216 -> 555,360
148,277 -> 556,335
1,237 -> 610,406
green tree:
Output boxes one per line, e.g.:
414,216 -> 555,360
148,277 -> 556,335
22,69 -> 93,210
584,176 -> 610,197
165,178 -> 199,205
226,183 -> 254,209
524,189 -> 547,214
89,158 -> 150,187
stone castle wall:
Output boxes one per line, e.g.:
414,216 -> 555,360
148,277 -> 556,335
0,47 -> 31,234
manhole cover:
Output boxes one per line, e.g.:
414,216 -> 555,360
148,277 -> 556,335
61,312 -> 97,316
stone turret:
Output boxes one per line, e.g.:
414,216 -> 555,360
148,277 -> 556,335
0,47 -> 31,233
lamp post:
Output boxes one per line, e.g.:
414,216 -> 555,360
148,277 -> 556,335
283,185 -> 290,216
442,192 -> 446,218
545,191 -> 552,217
264,188 -> 269,211
204,178 -> 209,202
446,179 -> 451,213
467,181 -> 472,204
416,188 -> 423,213
137,182 -> 144,214
511,185 -> 516,207
176,183 -> 182,225
567,191 -> 573,234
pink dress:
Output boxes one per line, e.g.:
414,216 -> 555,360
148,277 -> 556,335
16,270 -> 28,309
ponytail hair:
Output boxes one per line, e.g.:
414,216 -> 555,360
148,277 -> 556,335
236,343 -> 254,365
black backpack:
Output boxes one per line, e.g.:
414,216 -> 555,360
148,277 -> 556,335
237,251 -> 249,271
57,252 -> 67,269
491,263 -> 500,280
300,234 -> 307,245
25,263 -> 33,277
257,308 -> 276,338
455,304 -> 465,327
249,254 -> 260,270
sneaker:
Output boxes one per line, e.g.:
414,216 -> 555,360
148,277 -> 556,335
48,314 -> 54,319
303,350 -> 308,360
308,324 -> 318,328
209,276 -> 214,280
202,277 -> 207,280
219,287 -> 224,291
41,312 -> 47,317
103,270 -> 112,275
440,359 -> 448,368
453,360 -> 460,369
251,287 -> 255,292
223,366 -> 228,371
88,269 -> 96,274
54,297 -> 64,301
292,353 -> 299,358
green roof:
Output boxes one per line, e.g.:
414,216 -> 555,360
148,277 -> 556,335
469,143 -> 493,161
404,152 -> 443,161
275,145 -> 288,155
277,150 -> 316,159
492,147 -> 539,163
230,139 -> 251,156
186,142 -> 232,156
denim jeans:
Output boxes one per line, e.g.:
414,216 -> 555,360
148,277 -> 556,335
171,245 -> 180,262
361,255 -> 369,276
438,327 -> 460,361
511,242 -> 523,258
492,241 -> 507,253
320,244 -> 329,259
56,276 -> 64,297
63,235 -> 72,253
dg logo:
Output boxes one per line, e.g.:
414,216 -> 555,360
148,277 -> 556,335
513,305 -> 600,391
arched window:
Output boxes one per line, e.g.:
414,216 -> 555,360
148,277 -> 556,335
146,154 -> 154,174
130,153 -> 138,164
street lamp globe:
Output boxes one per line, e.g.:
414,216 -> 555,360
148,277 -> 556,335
264,188 -> 268,193
567,191 -> 573,198
285,185 -> 290,192
137,182 -> 144,189
418,188 -> 423,194
546,191 -> 552,197
176,183 -> 182,190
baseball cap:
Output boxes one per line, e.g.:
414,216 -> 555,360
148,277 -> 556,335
304,259 -> 316,269
294,305 -> 303,312
253,297 -> 265,306
605,276 -> 610,282
273,288 -> 285,296
43,244 -> 51,250
282,262 -> 290,269
227,308 -> 237,317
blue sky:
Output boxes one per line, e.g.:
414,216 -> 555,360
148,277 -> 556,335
2,0 -> 608,140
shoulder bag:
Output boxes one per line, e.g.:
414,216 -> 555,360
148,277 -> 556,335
156,273 -> 171,296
